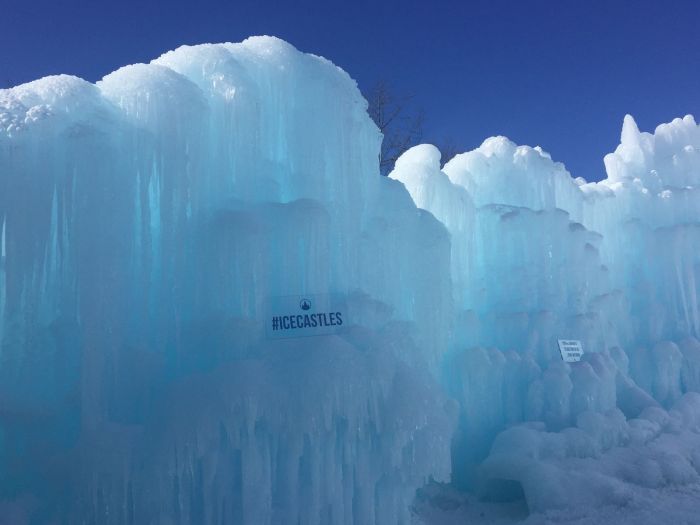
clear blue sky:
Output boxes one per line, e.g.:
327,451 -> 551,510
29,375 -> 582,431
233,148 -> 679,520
2,0 -> 699,181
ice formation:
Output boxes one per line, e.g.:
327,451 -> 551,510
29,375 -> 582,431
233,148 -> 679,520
2,36 -> 700,524
0,38 -> 454,524
390,114 -> 700,509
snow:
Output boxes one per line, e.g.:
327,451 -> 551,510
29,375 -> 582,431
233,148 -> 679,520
2,36 -> 700,523
414,481 -> 700,525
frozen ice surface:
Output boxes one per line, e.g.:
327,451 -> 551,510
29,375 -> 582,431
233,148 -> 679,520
2,36 -> 700,523
0,37 -> 454,524
391,113 -> 700,514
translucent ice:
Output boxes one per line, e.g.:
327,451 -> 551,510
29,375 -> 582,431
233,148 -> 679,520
391,113 -> 700,509
3,36 -> 700,523
0,38 -> 455,524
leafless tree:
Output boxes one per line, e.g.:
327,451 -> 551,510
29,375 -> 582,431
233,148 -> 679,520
365,81 -> 465,174
365,80 -> 425,175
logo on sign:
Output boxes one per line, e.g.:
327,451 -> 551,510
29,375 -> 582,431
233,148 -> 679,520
266,293 -> 347,339
557,339 -> 584,363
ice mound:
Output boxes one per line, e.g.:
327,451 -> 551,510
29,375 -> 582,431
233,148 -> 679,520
603,114 -> 700,192
443,136 -> 583,218
479,393 -> 700,514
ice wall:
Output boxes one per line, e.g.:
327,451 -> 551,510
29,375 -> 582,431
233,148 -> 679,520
390,115 -> 700,501
3,34 -> 700,523
0,38 -> 455,524
390,139 -> 623,360
582,115 -> 700,343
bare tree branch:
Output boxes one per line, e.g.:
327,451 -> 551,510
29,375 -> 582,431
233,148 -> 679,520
365,80 -> 465,174
364,80 -> 425,175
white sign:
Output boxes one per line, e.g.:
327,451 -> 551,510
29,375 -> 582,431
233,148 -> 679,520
558,339 -> 584,362
266,293 -> 347,339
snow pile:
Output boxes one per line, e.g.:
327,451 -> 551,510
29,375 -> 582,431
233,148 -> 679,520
479,392 -> 700,514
